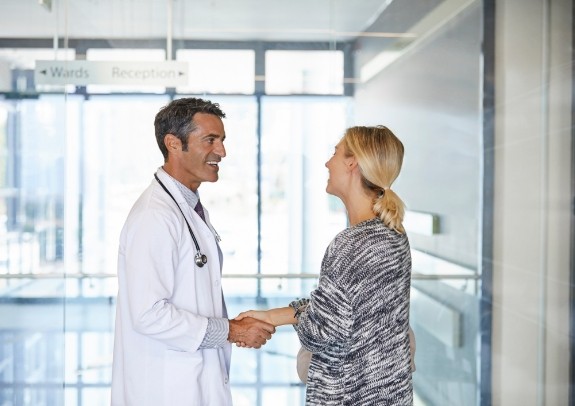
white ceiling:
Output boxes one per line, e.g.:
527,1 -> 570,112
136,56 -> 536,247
0,0 -> 400,42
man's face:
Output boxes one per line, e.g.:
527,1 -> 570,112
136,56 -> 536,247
166,112 -> 226,191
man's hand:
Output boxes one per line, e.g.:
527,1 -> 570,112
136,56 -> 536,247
228,316 -> 275,349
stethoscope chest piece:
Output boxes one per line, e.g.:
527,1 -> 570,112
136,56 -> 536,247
195,253 -> 208,267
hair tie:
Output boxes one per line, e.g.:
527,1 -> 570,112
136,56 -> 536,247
377,186 -> 390,198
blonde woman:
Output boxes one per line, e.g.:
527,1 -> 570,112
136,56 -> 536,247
237,126 -> 413,405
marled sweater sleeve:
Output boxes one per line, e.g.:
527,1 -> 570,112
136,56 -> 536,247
294,234 -> 354,353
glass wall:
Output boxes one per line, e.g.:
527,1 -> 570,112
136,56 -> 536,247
0,1 -> 573,405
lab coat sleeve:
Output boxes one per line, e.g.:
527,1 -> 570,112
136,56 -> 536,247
120,207 -> 208,352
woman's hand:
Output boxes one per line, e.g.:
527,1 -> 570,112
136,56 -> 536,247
235,310 -> 273,325
236,307 -> 298,328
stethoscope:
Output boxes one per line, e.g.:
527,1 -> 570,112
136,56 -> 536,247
154,173 -> 208,268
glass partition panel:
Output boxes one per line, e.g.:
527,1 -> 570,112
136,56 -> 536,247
0,95 -> 81,274
0,94 -> 74,404
410,273 -> 479,405
259,96 -> 350,296
81,95 -> 168,278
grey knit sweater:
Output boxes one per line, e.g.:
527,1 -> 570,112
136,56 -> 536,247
292,218 -> 413,405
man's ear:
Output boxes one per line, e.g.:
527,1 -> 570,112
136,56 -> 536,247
164,134 -> 181,152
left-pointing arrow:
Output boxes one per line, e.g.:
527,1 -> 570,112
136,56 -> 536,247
40,69 -> 47,75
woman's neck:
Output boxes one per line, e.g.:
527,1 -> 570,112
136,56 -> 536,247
339,169 -> 378,226
343,192 -> 377,226
347,209 -> 376,226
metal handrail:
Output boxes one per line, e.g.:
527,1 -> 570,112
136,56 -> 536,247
0,272 -> 479,280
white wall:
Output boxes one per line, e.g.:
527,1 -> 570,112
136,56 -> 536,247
491,0 -> 572,405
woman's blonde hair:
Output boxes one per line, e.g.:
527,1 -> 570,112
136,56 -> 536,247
342,125 -> 406,233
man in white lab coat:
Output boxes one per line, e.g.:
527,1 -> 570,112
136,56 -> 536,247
111,97 -> 275,406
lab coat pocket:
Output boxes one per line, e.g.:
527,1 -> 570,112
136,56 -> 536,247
163,349 -> 203,405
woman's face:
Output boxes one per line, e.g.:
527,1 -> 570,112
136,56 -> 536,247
325,140 -> 353,198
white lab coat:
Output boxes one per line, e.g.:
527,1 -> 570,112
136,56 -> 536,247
111,169 -> 232,406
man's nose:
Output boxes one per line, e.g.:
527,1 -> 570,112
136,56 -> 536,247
217,144 -> 226,158
215,141 -> 226,158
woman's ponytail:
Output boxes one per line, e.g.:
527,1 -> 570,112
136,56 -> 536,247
373,187 -> 405,234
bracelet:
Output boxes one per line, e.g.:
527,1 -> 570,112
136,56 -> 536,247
293,304 -> 308,319
289,298 -> 310,319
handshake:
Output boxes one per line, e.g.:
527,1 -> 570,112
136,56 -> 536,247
227,310 -> 276,349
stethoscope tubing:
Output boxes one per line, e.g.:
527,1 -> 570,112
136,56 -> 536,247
153,173 -> 208,267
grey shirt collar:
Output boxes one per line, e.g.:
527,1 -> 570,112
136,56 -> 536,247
158,167 -> 200,209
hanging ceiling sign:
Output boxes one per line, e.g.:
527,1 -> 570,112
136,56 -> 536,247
34,60 -> 189,86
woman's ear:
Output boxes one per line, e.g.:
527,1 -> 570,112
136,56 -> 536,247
346,156 -> 358,171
